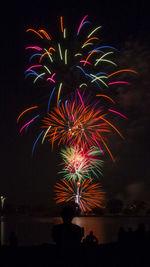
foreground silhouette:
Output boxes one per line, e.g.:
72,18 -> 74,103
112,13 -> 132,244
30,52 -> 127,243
83,231 -> 98,246
51,204 -> 84,264
0,219 -> 150,266
52,205 -> 84,249
9,231 -> 18,248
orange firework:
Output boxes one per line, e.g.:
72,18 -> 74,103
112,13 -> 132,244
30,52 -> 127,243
42,98 -> 124,161
54,178 -> 105,213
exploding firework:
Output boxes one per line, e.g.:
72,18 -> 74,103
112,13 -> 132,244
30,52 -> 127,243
54,178 -> 105,213
17,89 -> 127,158
59,145 -> 103,181
25,15 -> 137,109
42,94 -> 125,161
17,15 -> 137,157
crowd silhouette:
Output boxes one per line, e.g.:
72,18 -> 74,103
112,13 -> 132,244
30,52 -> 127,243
0,205 -> 150,266
118,223 -> 149,246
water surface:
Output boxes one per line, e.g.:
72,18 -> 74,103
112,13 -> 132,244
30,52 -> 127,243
1,216 -> 150,246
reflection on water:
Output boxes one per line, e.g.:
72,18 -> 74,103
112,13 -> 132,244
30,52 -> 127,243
1,216 -> 150,246
0,216 -> 5,245
73,217 -> 106,243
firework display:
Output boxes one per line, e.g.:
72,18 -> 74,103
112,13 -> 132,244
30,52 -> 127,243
25,16 -> 117,103
54,178 -> 105,213
24,15 -> 137,108
17,15 -> 137,213
42,94 -> 125,161
59,145 -> 103,181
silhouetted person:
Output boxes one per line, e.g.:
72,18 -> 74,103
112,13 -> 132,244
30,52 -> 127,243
118,227 -> 126,244
126,227 -> 135,246
135,223 -> 146,244
52,205 -> 84,251
9,231 -> 18,248
84,231 -> 98,246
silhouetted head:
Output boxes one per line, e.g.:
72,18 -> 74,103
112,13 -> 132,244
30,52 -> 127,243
138,223 -> 145,232
90,231 -> 93,235
61,205 -> 75,223
10,231 -> 16,237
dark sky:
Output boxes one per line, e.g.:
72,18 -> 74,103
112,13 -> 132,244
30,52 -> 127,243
1,0 -> 150,209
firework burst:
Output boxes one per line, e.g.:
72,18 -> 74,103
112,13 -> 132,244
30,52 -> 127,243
54,178 -> 105,213
25,15 -> 137,109
17,15 -> 137,157
42,96 -> 125,161
59,145 -> 103,181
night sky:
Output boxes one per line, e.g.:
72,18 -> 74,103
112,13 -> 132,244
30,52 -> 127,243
1,0 -> 150,210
